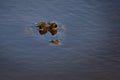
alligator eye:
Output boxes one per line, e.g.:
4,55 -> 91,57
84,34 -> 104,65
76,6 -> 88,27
54,25 -> 57,28
52,24 -> 57,28
39,26 -> 42,29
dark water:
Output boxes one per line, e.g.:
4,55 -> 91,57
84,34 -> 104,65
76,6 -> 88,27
0,0 -> 120,80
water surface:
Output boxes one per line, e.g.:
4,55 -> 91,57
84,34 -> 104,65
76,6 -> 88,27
0,0 -> 120,80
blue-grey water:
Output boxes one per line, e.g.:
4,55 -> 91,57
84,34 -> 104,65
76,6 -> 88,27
0,0 -> 120,80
